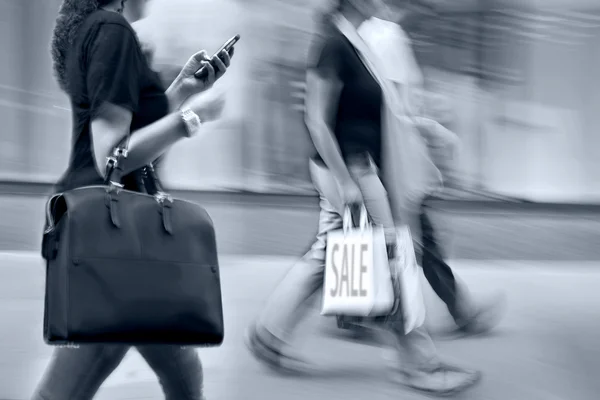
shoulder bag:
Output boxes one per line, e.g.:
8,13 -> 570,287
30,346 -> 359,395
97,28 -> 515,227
41,139 -> 224,346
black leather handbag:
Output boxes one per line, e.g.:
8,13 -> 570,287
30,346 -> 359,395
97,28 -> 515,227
41,142 -> 224,346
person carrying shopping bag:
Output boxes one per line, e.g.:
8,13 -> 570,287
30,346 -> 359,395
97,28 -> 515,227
245,0 -> 481,395
355,0 -> 506,335
33,0 -> 233,398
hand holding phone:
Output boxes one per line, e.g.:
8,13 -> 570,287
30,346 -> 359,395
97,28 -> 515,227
194,34 -> 240,79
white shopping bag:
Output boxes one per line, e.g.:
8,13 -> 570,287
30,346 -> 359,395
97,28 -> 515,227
393,226 -> 427,334
321,206 -> 395,317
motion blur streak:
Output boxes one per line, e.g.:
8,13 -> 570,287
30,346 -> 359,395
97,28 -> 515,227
0,0 -> 599,399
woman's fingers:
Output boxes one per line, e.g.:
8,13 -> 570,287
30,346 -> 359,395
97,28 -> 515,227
201,60 -> 216,84
219,49 -> 231,67
211,54 -> 227,78
212,49 -> 232,80
191,50 -> 211,65
184,47 -> 234,92
184,50 -> 210,77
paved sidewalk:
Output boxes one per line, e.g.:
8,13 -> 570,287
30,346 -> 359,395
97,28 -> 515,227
1,253 -> 599,399
3,191 -> 600,260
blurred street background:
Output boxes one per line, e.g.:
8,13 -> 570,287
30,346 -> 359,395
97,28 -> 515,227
1,0 -> 600,399
3,0 -> 600,199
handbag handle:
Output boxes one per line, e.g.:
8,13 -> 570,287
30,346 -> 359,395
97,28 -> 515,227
142,163 -> 173,203
102,138 -> 174,233
342,203 -> 369,234
43,140 -> 173,238
103,145 -> 128,188
103,138 -> 170,201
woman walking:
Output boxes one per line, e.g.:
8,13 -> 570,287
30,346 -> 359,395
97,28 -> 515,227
246,0 -> 481,396
33,0 -> 231,398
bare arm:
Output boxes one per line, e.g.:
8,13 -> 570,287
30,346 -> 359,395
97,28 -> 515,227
90,56 -> 227,177
165,78 -> 187,113
159,64 -> 186,96
305,70 -> 353,185
85,21 -> 229,179
90,103 -> 187,177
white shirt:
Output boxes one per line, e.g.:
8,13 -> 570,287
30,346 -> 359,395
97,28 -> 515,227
358,17 -> 460,186
358,17 -> 424,114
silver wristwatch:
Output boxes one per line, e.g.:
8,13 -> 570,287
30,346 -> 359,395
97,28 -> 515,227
180,108 -> 202,137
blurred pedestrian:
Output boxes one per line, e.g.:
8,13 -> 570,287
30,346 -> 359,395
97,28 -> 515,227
33,0 -> 231,398
357,0 -> 505,334
246,0 -> 481,395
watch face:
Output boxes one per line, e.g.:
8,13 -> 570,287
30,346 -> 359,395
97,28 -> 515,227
182,110 -> 196,124
181,109 -> 201,137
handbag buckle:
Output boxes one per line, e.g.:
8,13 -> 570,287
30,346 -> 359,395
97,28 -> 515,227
106,155 -> 117,168
155,191 -> 173,205
112,147 -> 129,158
155,191 -> 174,235
106,181 -> 124,195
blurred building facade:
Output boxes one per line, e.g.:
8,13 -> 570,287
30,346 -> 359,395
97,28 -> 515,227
409,2 -> 600,202
1,0 -> 599,202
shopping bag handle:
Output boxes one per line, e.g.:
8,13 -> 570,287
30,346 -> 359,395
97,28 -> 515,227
342,203 -> 369,233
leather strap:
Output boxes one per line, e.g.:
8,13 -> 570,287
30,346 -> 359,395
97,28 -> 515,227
105,191 -> 121,228
103,137 -> 164,197
142,163 -> 164,195
160,200 -> 173,235
103,133 -> 172,211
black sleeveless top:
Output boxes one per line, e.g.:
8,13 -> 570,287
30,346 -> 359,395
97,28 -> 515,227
307,20 -> 383,169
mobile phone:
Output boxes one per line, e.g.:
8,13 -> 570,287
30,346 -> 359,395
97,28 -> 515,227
194,34 -> 240,79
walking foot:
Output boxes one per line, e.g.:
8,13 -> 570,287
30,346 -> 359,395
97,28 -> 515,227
455,292 -> 507,335
399,363 -> 482,396
245,323 -> 307,374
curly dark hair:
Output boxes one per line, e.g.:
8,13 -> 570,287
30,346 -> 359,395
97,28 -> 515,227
50,0 -> 117,92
